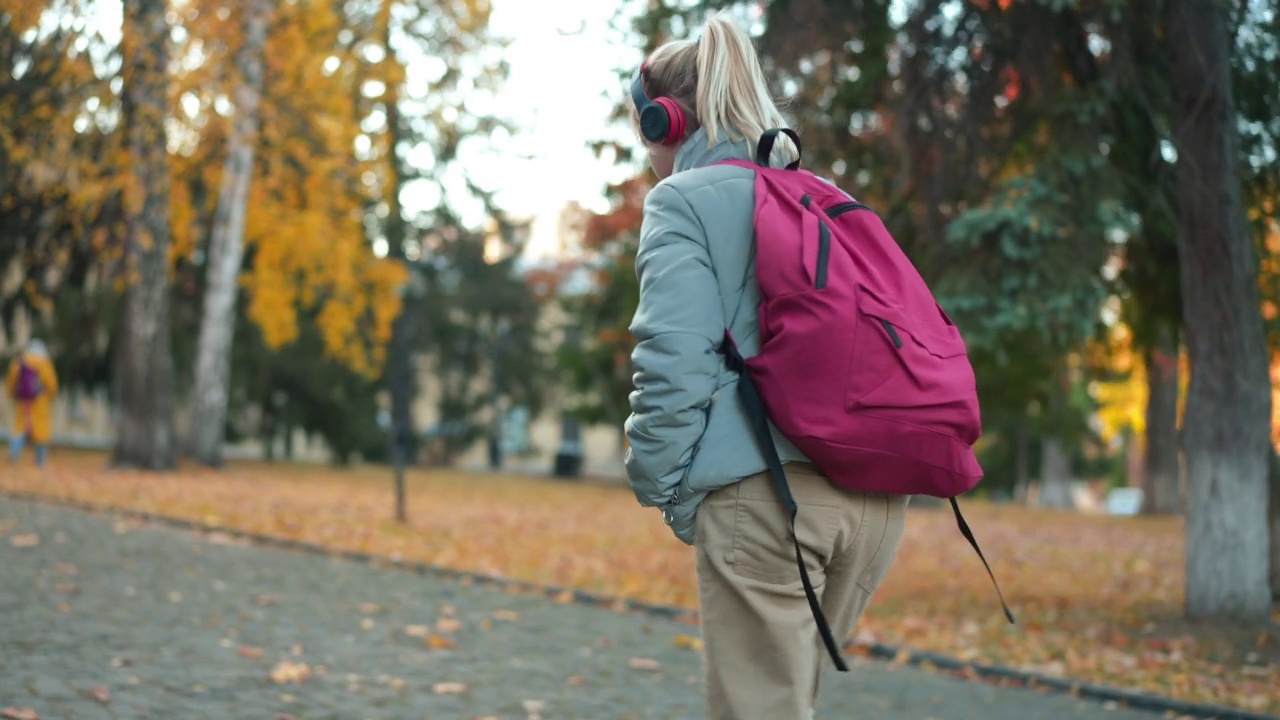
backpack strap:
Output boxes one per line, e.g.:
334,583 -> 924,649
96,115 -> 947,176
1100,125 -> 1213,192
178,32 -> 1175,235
719,331 -> 1016,672
949,497 -> 1016,623
720,330 -> 850,672
755,129 -> 803,170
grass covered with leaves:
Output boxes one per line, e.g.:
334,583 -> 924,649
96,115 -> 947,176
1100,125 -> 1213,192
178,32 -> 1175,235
3,451 -> 1277,714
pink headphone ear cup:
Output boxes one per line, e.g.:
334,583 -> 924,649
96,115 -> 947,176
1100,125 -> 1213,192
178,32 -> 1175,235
654,97 -> 686,144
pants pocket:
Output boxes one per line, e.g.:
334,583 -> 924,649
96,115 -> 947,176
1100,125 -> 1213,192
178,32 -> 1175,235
726,493 -> 841,586
854,497 -> 908,594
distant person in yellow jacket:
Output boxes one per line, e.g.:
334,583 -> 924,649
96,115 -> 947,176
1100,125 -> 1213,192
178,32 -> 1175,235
7,339 -> 58,466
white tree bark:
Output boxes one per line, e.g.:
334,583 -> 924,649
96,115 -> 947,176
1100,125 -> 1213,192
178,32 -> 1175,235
1037,438 -> 1075,510
1268,446 -> 1279,603
1167,0 -> 1272,621
189,0 -> 272,466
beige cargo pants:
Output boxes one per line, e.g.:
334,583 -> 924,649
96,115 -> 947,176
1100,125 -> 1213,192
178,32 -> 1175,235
694,462 -> 908,720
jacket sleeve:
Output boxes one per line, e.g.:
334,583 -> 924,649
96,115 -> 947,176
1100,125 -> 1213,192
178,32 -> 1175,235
38,359 -> 58,398
624,182 -> 723,509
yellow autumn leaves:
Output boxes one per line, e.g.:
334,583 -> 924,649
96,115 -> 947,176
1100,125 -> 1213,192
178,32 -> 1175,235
164,0 -> 409,377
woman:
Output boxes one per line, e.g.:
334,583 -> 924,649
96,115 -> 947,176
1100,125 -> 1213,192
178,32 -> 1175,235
623,16 -> 908,719
7,338 -> 58,467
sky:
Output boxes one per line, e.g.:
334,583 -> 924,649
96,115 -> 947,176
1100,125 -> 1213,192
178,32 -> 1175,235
74,0 -> 645,262
456,0 -> 645,259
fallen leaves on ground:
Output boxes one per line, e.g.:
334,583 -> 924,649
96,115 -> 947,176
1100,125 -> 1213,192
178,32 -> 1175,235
628,657 -> 662,671
5,451 -> 1278,714
268,660 -> 311,684
425,633 -> 456,650
672,634 -> 703,651
431,681 -> 467,695
89,686 -> 110,703
1,708 -> 39,720
9,533 -> 39,548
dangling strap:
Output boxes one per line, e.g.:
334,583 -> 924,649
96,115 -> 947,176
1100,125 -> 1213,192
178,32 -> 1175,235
720,331 -> 849,672
950,497 -> 1015,623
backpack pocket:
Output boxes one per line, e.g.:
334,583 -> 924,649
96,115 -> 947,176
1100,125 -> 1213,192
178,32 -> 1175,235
845,285 -> 970,415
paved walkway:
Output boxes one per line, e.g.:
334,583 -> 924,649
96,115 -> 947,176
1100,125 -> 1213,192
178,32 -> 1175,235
0,497 -> 1162,719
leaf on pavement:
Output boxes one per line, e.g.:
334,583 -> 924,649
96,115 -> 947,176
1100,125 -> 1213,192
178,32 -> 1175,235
628,657 -> 661,672
9,533 -> 39,548
237,646 -> 265,659
431,681 -> 467,695
426,633 -> 455,650
436,617 -> 462,633
1,709 -> 39,720
90,686 -> 110,703
403,624 -> 429,638
672,634 -> 702,651
268,660 -> 311,684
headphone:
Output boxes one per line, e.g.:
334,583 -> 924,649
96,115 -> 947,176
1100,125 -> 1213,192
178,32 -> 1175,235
631,61 -> 687,145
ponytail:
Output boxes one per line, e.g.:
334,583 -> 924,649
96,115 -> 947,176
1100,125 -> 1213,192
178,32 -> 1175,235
695,15 -> 793,162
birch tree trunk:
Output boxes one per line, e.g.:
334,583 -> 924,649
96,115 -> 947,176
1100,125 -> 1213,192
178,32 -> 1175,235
188,0 -> 273,466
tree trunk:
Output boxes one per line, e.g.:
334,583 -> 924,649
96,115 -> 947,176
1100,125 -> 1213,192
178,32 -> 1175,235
1269,446 -> 1279,603
1038,438 -> 1075,509
1014,422 -> 1031,504
1167,0 -> 1273,622
1142,328 -> 1182,514
113,0 -> 176,471
188,0 -> 272,466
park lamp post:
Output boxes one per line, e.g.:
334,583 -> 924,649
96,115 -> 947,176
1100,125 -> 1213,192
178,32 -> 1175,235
487,316 -> 512,470
388,260 -> 426,523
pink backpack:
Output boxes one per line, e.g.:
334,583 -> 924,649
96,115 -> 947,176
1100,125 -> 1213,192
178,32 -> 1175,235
717,130 -> 1012,671
14,360 -> 42,402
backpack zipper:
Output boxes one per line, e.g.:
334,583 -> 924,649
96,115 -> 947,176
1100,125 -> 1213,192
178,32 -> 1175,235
800,195 -> 831,290
880,319 -> 903,348
826,201 -> 872,218
815,220 -> 830,290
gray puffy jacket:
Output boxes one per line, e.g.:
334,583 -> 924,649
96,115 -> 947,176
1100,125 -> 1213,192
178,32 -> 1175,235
624,127 -> 811,544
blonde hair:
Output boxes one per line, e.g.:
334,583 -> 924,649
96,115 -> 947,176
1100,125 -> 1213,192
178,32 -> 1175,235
637,15 -> 795,163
